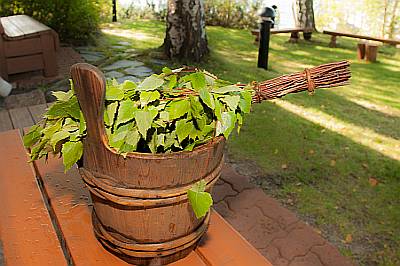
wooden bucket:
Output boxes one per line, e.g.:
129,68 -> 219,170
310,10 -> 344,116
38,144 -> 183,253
70,64 -> 225,265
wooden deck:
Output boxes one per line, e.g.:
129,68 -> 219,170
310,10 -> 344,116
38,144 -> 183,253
0,103 -> 47,132
0,104 -> 272,265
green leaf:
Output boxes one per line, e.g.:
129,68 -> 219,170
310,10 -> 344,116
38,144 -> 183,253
79,111 -> 86,134
46,97 -> 80,119
220,95 -> 240,111
119,127 -> 140,153
125,127 -> 140,147
134,109 -> 158,138
104,102 -> 118,127
187,180 -> 213,219
195,116 -> 206,131
189,95 -> 204,118
239,90 -> 252,113
30,139 -> 48,161
52,90 -> 73,101
140,90 -> 160,107
176,120 -> 194,143
42,119 -> 63,139
149,131 -> 157,153
202,123 -> 215,136
23,125 -> 42,148
50,130 -> 70,150
164,132 -> 176,149
189,72 -> 206,91
216,111 -> 236,138
199,88 -> 215,110
122,80 -> 137,91
166,99 -> 190,120
137,75 -> 164,91
214,97 -> 223,121
162,67 -> 172,74
106,85 -> 124,101
168,75 -> 177,89
236,113 -> 243,133
109,123 -> 131,150
159,111 -> 169,121
61,141 -> 83,171
211,85 -> 241,94
116,99 -> 136,126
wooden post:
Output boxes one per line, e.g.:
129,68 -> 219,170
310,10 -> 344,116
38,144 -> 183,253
40,33 -> 57,77
329,35 -> 337,48
365,44 -> 378,62
303,31 -> 312,41
0,37 -> 8,80
289,32 -> 299,43
357,42 -> 366,60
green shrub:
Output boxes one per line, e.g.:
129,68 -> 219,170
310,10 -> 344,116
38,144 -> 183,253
204,0 -> 262,29
0,0 -> 111,43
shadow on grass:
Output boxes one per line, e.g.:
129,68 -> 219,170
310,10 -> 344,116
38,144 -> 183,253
286,90 -> 400,140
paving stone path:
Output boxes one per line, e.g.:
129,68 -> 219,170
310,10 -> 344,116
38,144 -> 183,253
214,164 -> 354,266
75,41 -> 165,84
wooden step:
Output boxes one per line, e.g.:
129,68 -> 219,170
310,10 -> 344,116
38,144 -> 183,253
0,130 -> 66,265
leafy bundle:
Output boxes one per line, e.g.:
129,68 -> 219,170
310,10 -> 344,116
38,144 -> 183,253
23,67 -> 253,218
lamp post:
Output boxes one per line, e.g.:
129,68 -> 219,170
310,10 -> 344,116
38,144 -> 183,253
257,7 -> 276,70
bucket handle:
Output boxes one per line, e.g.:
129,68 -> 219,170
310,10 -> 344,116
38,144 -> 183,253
70,63 -> 107,146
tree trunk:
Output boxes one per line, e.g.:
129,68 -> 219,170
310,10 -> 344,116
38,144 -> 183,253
163,0 -> 209,62
112,0 -> 117,22
382,0 -> 389,37
296,0 -> 316,31
388,0 -> 399,39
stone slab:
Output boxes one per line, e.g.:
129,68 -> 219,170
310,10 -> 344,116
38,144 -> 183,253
105,71 -> 124,78
117,75 -> 141,84
124,66 -> 154,77
102,60 -> 144,71
213,164 -> 355,266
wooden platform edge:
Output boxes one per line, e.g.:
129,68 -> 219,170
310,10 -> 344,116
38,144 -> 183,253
0,130 -> 67,265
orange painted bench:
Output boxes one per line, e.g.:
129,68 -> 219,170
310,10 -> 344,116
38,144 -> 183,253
323,30 -> 400,47
0,129 -> 272,266
0,15 -> 59,81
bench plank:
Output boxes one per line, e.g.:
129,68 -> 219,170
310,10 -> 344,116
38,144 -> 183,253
0,130 -> 66,265
33,157 -> 207,265
0,16 -> 24,38
9,107 -> 35,130
323,30 -> 400,45
0,110 -> 13,131
1,15 -> 51,39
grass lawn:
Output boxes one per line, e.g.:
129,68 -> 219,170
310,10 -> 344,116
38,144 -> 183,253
97,20 -> 400,266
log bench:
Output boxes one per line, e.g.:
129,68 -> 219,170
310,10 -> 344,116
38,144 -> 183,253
323,30 -> 400,48
251,28 -> 312,44
0,126 -> 272,265
0,15 -> 59,81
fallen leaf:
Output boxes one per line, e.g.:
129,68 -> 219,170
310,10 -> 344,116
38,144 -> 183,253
344,234 -> 353,243
314,228 -> 322,235
330,160 -> 336,166
362,163 -> 369,169
369,177 -> 379,187
309,149 -> 315,154
281,164 -> 288,169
